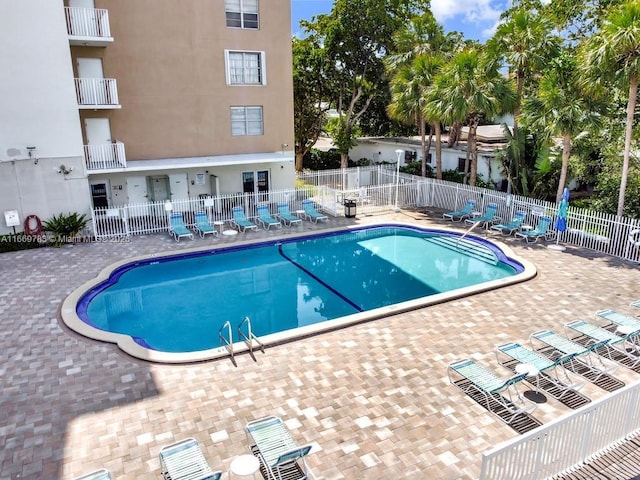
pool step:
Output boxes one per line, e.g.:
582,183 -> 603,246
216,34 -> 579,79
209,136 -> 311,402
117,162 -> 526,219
424,235 -> 498,265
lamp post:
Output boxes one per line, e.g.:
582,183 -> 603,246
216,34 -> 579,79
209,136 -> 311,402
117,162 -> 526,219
394,149 -> 404,212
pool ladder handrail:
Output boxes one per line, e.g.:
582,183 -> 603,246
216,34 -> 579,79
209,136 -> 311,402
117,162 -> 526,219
219,320 -> 234,360
238,316 -> 264,354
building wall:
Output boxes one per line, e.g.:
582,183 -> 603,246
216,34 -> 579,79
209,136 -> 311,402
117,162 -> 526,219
0,0 -> 90,235
84,0 -> 294,161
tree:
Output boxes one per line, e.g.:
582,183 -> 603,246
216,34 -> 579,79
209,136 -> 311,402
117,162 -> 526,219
524,50 -> 604,202
292,36 -> 335,172
302,0 -> 431,167
580,1 -> 640,216
428,48 -> 517,186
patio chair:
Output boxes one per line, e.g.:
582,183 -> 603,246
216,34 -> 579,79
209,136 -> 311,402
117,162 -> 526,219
442,200 -> 476,222
490,211 -> 526,236
631,300 -> 640,312
302,200 -> 328,223
256,204 -> 282,230
596,309 -> 640,331
276,203 -> 302,226
565,320 -> 640,369
515,216 -> 552,243
246,416 -> 313,480
530,329 -> 616,382
159,437 -> 222,480
73,469 -> 112,480
495,342 -> 584,399
169,214 -> 194,242
193,211 -> 217,238
231,206 -> 258,232
464,203 -> 500,229
447,358 -> 535,424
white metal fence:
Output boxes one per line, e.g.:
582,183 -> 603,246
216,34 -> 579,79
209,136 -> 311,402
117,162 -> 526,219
90,166 -> 640,263
75,78 -> 119,107
84,142 -> 126,170
479,380 -> 640,480
65,6 -> 111,38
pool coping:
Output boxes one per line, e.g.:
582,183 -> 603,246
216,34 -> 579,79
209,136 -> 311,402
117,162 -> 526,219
60,221 -> 537,364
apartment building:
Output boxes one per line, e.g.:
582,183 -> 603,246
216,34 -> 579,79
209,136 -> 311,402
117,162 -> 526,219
0,0 -> 295,235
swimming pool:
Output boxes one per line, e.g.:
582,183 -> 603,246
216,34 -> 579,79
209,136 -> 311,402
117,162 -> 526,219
61,224 -> 535,363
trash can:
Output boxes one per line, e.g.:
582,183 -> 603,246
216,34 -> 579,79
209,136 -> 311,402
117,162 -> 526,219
344,199 -> 357,218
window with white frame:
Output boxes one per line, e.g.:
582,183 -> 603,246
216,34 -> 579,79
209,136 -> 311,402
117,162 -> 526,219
225,51 -> 265,85
231,106 -> 263,136
225,0 -> 259,29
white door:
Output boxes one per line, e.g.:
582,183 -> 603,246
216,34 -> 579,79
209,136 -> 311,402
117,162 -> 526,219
126,176 -> 148,204
77,58 -> 106,105
69,0 -> 97,36
84,118 -> 112,167
169,173 -> 189,201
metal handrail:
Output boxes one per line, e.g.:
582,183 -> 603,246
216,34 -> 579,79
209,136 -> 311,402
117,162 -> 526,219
219,321 -> 233,360
238,316 -> 264,354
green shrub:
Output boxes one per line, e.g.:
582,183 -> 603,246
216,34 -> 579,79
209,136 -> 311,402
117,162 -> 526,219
43,212 -> 89,247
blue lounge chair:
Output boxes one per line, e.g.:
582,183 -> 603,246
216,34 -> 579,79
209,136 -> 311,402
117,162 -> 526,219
302,200 -> 328,223
169,214 -> 194,242
193,211 -> 217,238
442,200 -> 476,222
464,203 -> 500,229
246,416 -> 313,480
447,358 -> 535,424
159,438 -> 222,480
256,204 -> 282,230
490,211 -> 526,236
231,206 -> 258,232
515,216 -> 552,243
73,469 -> 112,480
276,203 -> 302,226
565,320 -> 640,368
495,342 -> 584,399
596,309 -> 640,331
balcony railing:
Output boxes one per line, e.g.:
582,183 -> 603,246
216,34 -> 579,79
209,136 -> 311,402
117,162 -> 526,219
65,6 -> 113,46
75,78 -> 120,108
84,142 -> 126,171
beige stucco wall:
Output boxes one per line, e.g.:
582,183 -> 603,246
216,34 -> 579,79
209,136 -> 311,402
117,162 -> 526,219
79,0 -> 294,161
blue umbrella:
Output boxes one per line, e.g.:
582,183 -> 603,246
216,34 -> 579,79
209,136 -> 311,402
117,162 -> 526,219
554,187 -> 569,246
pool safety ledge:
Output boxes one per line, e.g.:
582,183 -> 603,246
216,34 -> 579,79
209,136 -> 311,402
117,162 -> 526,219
60,222 -> 537,364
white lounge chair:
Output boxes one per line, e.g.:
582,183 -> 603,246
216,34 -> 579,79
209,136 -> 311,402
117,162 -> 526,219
159,437 -> 222,480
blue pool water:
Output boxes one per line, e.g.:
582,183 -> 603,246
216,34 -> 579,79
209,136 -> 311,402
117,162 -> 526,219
78,226 -> 524,353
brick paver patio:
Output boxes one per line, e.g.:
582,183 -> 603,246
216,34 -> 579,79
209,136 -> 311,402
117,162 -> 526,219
1,210 -> 638,480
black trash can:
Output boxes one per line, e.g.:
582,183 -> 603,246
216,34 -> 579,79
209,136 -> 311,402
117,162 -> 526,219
344,199 -> 357,218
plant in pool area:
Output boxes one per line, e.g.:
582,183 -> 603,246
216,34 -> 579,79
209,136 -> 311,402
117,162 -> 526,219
43,212 -> 88,247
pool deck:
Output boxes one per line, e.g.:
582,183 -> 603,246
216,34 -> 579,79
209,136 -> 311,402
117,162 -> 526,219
1,210 -> 639,479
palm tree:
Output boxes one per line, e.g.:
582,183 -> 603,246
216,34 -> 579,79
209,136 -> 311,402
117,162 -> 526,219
580,1 -> 640,217
428,48 -> 517,186
525,50 -> 603,202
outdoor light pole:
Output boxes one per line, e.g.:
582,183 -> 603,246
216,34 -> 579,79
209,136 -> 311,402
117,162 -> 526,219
394,149 -> 404,212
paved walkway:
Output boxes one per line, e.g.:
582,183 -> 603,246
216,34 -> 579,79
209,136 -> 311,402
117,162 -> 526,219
1,210 -> 639,480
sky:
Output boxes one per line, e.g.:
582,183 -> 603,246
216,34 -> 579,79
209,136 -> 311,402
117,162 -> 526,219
291,0 -> 510,41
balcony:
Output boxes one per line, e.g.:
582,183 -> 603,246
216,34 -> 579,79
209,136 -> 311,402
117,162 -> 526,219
65,6 -> 113,46
84,142 -> 127,171
75,78 -> 121,109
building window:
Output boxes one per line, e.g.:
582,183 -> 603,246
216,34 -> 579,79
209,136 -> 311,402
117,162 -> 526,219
425,153 -> 432,164
404,150 -> 417,163
225,51 -> 265,85
225,0 -> 259,29
457,157 -> 467,172
231,106 -> 263,136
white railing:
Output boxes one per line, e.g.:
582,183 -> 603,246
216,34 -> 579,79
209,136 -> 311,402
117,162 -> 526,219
65,6 -> 111,39
75,78 -> 119,107
84,142 -> 126,170
480,380 -> 640,480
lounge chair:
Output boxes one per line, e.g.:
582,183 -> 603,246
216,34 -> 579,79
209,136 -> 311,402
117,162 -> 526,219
490,211 -> 526,236
515,216 -> 552,243
631,300 -> 640,312
193,211 -> 217,238
159,437 -> 222,480
246,416 -> 313,480
231,206 -> 258,232
447,358 -> 535,424
495,342 -> 584,399
169,214 -> 194,242
529,330 -> 616,382
73,469 -> 112,480
256,204 -> 282,230
302,200 -> 328,223
442,199 -> 476,222
276,203 -> 302,226
464,203 -> 500,229
565,320 -> 640,369
596,309 -> 640,331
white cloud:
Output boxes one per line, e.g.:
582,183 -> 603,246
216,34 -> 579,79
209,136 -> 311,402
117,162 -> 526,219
432,0 -> 506,38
